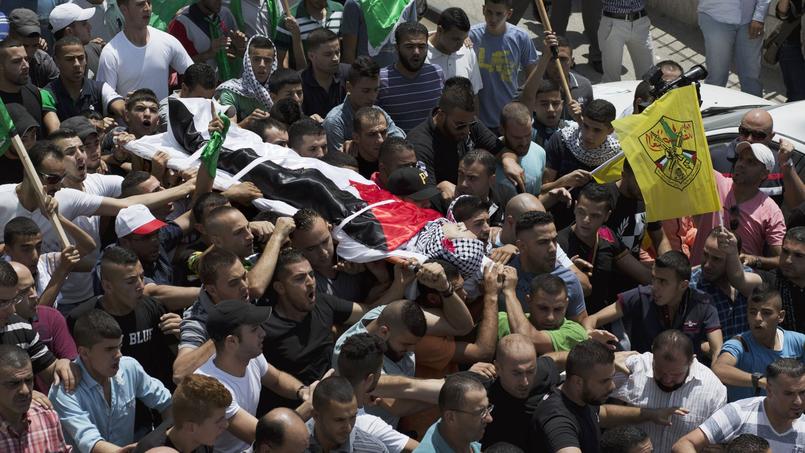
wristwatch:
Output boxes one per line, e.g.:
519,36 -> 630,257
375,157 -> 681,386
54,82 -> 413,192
751,372 -> 764,395
440,282 -> 454,298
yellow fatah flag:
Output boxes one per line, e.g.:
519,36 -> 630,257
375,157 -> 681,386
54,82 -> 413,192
612,84 -> 721,222
591,151 -> 625,183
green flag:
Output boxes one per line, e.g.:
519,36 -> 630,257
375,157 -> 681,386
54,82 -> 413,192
200,112 -> 231,179
0,99 -> 17,157
358,0 -> 415,55
149,0 -> 188,31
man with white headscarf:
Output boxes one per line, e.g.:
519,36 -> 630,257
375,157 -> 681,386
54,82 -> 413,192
217,35 -> 277,126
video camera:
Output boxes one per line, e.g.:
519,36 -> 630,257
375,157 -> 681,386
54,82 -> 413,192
645,64 -> 708,99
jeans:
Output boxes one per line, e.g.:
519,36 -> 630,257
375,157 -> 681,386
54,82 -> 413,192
598,15 -> 656,82
551,0 -> 603,62
698,12 -> 763,96
779,40 -> 805,101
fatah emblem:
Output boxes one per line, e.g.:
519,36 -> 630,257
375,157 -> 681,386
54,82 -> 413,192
638,116 -> 701,190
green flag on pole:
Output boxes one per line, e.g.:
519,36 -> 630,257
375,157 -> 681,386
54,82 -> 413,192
358,0 -> 415,55
149,0 -> 188,30
200,112 -> 231,179
0,99 -> 17,157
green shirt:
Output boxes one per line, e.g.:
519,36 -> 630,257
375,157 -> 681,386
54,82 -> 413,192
497,313 -> 588,352
217,88 -> 267,121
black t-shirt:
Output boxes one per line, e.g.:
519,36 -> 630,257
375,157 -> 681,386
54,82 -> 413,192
530,389 -> 601,453
758,269 -> 805,333
68,296 -> 177,388
481,356 -> 560,450
0,154 -> 24,185
544,133 -> 597,178
557,226 -> 629,314
258,292 -> 353,413
356,153 -> 379,179
0,84 -> 50,139
133,421 -> 213,453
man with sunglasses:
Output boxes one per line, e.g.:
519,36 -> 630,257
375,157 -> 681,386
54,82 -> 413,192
691,141 -> 786,269
408,79 -> 504,197
710,109 -> 785,205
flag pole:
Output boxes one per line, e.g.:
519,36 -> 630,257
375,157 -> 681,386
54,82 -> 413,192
530,0 -> 576,112
10,135 -> 71,248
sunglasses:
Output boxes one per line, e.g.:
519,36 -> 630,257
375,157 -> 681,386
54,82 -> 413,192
738,126 -> 768,141
729,204 -> 740,231
0,290 -> 27,310
39,172 -> 65,185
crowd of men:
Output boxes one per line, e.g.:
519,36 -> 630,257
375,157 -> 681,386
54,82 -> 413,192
0,0 -> 804,452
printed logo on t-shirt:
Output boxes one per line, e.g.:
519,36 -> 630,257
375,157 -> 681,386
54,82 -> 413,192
682,319 -> 699,333
129,328 -> 153,345
477,48 -> 517,82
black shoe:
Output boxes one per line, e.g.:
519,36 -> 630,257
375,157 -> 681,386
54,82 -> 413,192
590,60 -> 603,73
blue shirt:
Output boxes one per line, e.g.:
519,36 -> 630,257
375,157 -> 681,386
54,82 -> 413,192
50,356 -> 172,452
414,419 -> 482,453
323,96 -> 406,154
689,267 -> 750,340
469,23 -> 539,129
507,255 -> 587,317
720,328 -> 805,401
495,141 -> 546,196
698,0 -> 771,24
377,64 -> 444,133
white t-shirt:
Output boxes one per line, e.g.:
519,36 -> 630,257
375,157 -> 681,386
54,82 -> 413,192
0,184 -> 102,253
426,41 -> 484,94
97,26 -> 193,100
356,408 -> 410,453
195,353 -> 269,453
58,174 -> 123,306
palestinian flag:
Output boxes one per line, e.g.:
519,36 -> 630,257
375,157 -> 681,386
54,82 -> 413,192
126,97 -> 440,262
359,0 -> 416,56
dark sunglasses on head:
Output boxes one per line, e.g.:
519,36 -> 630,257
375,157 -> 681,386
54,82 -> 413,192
39,172 -> 65,185
738,126 -> 768,141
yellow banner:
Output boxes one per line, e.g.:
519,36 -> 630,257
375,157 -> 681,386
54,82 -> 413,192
612,85 -> 722,222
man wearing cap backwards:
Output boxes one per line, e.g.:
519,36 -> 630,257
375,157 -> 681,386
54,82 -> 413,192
44,35 -> 125,121
49,2 -> 103,78
7,8 -> 60,88
195,300 -> 315,453
388,166 -> 441,210
692,141 -> 787,270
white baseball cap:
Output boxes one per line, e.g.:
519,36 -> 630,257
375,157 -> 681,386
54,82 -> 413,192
735,141 -> 775,172
115,204 -> 166,238
49,3 -> 96,34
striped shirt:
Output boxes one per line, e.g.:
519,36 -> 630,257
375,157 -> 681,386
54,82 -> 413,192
0,404 -> 72,453
699,396 -> 805,452
275,0 -> 343,51
612,352 -> 727,452
603,0 -> 647,13
0,315 -> 56,374
376,64 -> 444,133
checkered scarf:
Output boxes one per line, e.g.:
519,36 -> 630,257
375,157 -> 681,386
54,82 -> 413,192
413,218 -> 485,279
216,35 -> 277,112
560,121 -> 621,167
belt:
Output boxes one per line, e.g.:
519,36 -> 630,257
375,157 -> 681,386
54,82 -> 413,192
603,9 -> 648,21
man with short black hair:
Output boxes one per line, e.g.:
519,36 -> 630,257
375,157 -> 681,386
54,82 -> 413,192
350,107 -> 389,177
456,150 -> 515,227
301,28 -> 350,117
725,434 -> 771,453
373,137 -> 419,191
289,118 -> 327,158
323,56 -> 404,154
760,226 -> 805,332
417,373 -> 491,452
673,358 -> 805,452
307,376 -> 389,452
583,251 -> 723,358
0,39 -> 60,135
0,344 -> 72,452
409,80 -> 503,188
531,340 -> 685,451
377,22 -> 445,133
712,283 -> 805,401
427,8 -> 483,94
600,426 -> 653,453
530,79 -> 569,147
268,68 -> 304,108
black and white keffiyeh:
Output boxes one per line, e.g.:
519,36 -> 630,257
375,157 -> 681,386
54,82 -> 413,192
216,35 -> 277,112
559,121 -> 621,167
413,218 -> 485,279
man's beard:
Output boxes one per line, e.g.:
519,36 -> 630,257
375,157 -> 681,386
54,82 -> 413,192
398,54 -> 423,73
654,377 -> 687,393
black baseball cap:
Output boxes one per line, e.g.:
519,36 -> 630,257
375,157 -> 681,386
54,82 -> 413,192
206,300 -> 271,341
61,116 -> 99,141
387,166 -> 439,201
8,9 -> 41,37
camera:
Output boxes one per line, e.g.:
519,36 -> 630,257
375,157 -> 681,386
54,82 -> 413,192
646,64 -> 709,99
